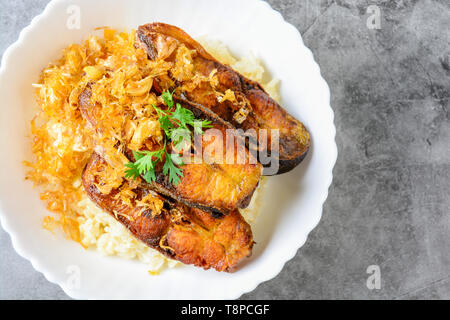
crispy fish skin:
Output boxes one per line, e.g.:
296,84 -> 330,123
79,87 -> 262,215
136,22 -> 310,174
82,153 -> 254,272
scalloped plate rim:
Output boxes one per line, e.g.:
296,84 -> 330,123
0,0 -> 337,300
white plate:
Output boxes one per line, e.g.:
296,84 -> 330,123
0,0 -> 336,299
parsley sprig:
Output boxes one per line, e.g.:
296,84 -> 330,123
124,90 -> 212,186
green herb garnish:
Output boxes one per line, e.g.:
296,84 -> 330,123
125,90 -> 212,186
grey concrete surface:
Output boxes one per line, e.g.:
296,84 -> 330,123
1,0 -> 449,300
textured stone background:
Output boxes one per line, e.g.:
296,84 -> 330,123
1,0 -> 449,300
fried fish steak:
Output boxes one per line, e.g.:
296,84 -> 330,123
79,87 -> 262,215
82,152 -> 254,272
136,22 -> 311,174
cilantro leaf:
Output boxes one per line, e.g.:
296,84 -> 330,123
143,169 -> 156,183
163,150 -> 184,185
171,127 -> 191,151
172,103 -> 195,127
161,90 -> 174,109
125,90 -> 212,186
125,149 -> 164,184
124,162 -> 141,180
158,114 -> 174,139
192,119 -> 213,135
